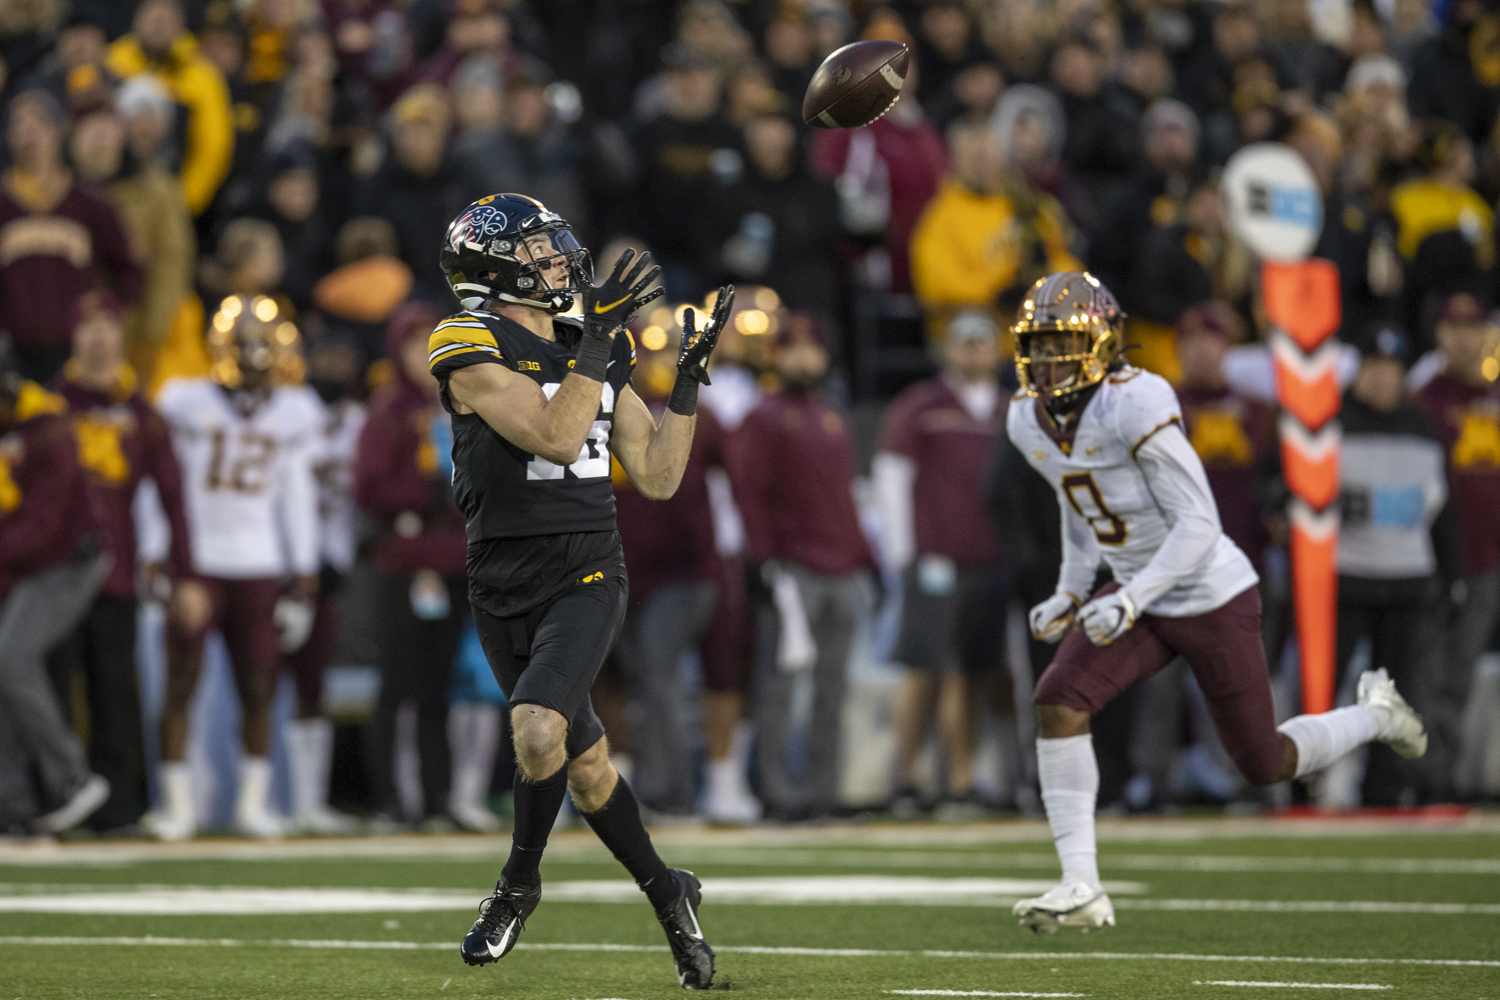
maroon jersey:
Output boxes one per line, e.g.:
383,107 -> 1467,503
729,392 -> 875,576
0,181 -> 143,356
1416,372 -> 1500,576
616,405 -> 722,604
0,384 -> 96,602
877,377 -> 1003,568
51,365 -> 195,598
1176,385 -> 1277,570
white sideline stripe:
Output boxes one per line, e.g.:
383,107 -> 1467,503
1116,899 -> 1500,915
1,938 -> 1497,970
0,879 -> 1147,914
1193,982 -> 1392,990
888,991 -> 1087,997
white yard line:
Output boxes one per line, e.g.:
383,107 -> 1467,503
0,937 -> 1496,970
1115,899 -> 1500,915
1192,982 -> 1392,990
887,991 -> 1087,997
1,814 -> 1494,864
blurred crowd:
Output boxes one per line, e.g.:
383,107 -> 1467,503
3,0 -> 1500,837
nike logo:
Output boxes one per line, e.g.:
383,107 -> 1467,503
685,901 -> 704,940
593,294 -> 631,314
487,923 -> 515,957
1085,446 -> 1101,455
607,360 -> 616,368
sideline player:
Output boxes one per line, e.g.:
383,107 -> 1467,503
150,296 -> 321,839
1006,272 -> 1427,932
432,194 -> 729,987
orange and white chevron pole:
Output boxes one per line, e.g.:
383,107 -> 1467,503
1263,259 -> 1342,714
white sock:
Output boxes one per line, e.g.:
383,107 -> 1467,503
160,761 -> 195,828
1036,734 -> 1100,888
1278,706 -> 1380,779
287,719 -> 333,818
237,756 -> 273,820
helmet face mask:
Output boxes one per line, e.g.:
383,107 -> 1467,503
441,195 -> 592,313
1012,271 -> 1125,402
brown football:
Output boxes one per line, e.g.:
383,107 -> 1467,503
802,40 -> 910,130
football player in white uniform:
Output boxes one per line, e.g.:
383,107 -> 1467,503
1006,273 -> 1428,932
148,296 -> 321,839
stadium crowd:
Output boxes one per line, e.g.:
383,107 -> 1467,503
1,0 -> 1499,837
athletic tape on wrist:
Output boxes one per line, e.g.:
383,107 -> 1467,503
574,324 -> 613,382
667,373 -> 699,416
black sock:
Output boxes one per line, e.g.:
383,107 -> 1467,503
501,765 -> 569,888
581,776 -> 675,912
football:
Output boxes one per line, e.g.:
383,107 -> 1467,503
802,39 -> 910,130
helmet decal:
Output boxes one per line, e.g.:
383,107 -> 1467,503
439,194 -> 591,314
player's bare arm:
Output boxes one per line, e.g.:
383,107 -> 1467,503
447,362 -> 605,465
611,287 -> 734,500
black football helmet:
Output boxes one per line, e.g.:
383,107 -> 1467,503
1012,271 -> 1126,401
440,194 -> 591,313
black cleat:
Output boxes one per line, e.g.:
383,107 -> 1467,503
459,878 -> 541,967
655,868 -> 715,989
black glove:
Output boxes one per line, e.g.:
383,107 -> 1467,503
576,249 -> 663,381
668,285 -> 735,415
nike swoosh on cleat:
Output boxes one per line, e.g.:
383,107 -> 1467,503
487,923 -> 515,957
593,294 -> 631,314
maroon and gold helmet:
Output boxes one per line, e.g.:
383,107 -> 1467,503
1012,271 -> 1126,400
208,295 -> 304,389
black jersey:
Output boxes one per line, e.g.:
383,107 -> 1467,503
429,309 -> 635,616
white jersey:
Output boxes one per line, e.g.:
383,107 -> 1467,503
313,400 -> 366,572
1007,366 -> 1258,618
157,378 -> 322,580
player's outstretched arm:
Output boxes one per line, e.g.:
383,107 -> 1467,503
611,287 -> 734,501
448,362 -> 604,466
1122,423 -> 1224,611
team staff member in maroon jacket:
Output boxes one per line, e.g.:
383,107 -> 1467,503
0,339 -> 112,834
613,337 -> 725,815
48,291 -> 204,832
0,91 -> 143,381
355,302 -> 470,827
1173,303 -> 1279,573
730,313 -> 876,821
875,310 -> 1008,816
1415,293 -> 1500,800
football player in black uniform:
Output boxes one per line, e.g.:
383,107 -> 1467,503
434,194 -> 732,988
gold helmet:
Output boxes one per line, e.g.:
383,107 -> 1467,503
1012,271 -> 1126,400
208,295 -> 305,389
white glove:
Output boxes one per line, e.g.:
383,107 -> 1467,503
1079,590 -> 1139,647
1029,593 -> 1079,643
274,596 -> 316,653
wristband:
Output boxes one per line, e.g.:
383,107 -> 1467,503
573,324 -> 613,382
667,372 -> 699,416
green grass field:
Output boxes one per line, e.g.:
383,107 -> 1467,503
2,814 -> 1498,999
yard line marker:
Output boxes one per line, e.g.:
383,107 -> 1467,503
0,938 -> 1496,969
1193,982 -> 1392,990
887,990 -> 1087,997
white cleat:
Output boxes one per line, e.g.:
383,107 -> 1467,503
449,802 -> 504,833
293,806 -> 358,836
1012,880 -> 1115,935
141,809 -> 195,842
235,808 -> 286,839
1357,668 -> 1428,759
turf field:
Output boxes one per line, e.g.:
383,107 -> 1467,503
2,814 -> 1497,999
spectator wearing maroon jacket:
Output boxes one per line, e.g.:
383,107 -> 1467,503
875,310 -> 1008,815
47,292 -> 204,832
355,302 -> 469,825
0,338 -> 112,834
1415,293 -> 1500,800
809,52 -> 947,294
614,337 -> 723,815
0,90 -> 143,382
1173,302 -> 1279,573
729,313 -> 875,820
